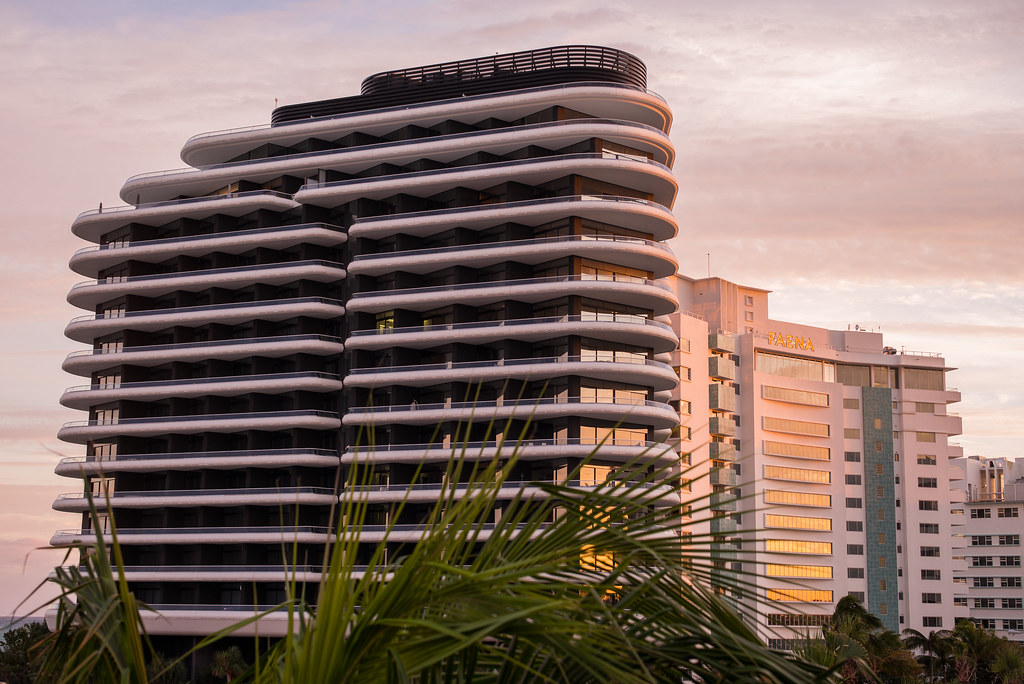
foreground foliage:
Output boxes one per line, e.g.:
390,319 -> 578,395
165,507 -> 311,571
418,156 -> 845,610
32,427 -> 841,683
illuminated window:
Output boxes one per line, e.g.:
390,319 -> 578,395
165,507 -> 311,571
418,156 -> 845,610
764,465 -> 831,484
765,539 -> 832,555
766,589 -> 833,603
755,351 -> 835,382
579,426 -> 647,446
764,441 -> 830,461
843,398 -> 860,409
765,564 -> 833,578
915,402 -> 935,413
904,368 -> 944,391
764,490 -> 831,507
762,386 -> 829,407
844,428 -> 861,439
917,454 -> 937,465
767,614 -> 830,627
763,417 -> 830,437
916,432 -> 937,443
764,514 -> 832,531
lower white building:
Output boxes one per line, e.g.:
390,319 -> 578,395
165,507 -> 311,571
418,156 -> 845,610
954,456 -> 1024,642
668,275 -> 965,647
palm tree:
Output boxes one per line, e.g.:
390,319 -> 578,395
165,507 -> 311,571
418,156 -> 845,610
210,646 -> 247,682
35,427 -> 844,682
903,627 -> 954,682
992,640 -> 1024,684
950,619 -> 1002,684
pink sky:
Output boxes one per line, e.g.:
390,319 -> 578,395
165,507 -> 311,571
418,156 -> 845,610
1,0 -> 1021,614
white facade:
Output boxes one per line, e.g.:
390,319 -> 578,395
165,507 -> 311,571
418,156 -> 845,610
954,456 -> 1024,642
670,275 -> 965,647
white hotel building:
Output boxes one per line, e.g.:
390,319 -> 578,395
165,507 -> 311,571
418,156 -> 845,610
667,275 -> 966,647
955,456 -> 1024,642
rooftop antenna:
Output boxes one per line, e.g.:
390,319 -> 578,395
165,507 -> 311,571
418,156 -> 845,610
707,253 -> 711,278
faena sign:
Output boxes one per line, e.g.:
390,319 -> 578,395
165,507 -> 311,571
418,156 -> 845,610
767,332 -> 815,351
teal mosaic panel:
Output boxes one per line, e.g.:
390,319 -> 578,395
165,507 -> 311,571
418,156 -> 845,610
862,386 -> 899,632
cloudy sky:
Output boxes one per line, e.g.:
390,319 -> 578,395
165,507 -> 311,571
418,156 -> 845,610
0,0 -> 1021,614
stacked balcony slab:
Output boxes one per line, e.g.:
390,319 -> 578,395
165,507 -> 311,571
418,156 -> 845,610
54,45 -> 681,639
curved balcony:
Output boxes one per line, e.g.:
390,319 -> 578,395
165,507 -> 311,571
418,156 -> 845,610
57,409 -> 342,444
181,82 -> 672,168
338,478 -> 676,508
345,314 -> 678,354
342,438 -> 677,466
294,152 -> 677,209
347,273 -> 677,316
53,486 -> 337,512
57,564 -> 328,583
55,448 -> 340,477
343,396 -> 678,430
61,371 -> 343,409
62,334 -> 345,377
348,194 -> 677,242
65,297 -> 345,343
51,525 -> 332,547
69,223 -> 346,277
68,260 -> 346,309
72,190 -> 299,243
349,233 -> 677,278
132,117 -> 671,206
344,356 -> 677,391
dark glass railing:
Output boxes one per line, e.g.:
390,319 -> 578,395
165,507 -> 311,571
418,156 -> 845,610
186,81 -> 666,146
71,223 -> 344,257
75,190 -> 293,221
64,371 -> 342,394
57,447 -> 339,466
347,396 -> 671,415
70,260 -> 345,291
348,313 -> 673,337
57,486 -> 336,501
298,152 -> 669,194
351,233 -> 672,262
65,334 -> 344,359
68,297 -> 344,325
348,355 -> 672,376
351,194 -> 669,226
349,273 -> 674,299
60,410 -> 341,430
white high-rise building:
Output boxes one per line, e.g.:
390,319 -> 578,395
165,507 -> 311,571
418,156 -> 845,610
954,456 -> 1024,642
53,45 -> 682,646
668,275 -> 966,647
